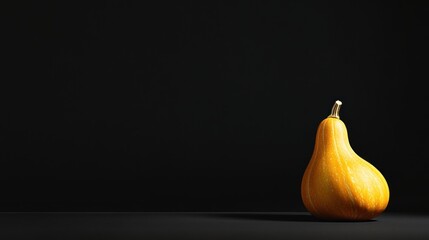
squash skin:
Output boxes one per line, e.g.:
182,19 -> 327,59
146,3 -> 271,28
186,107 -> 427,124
301,116 -> 389,221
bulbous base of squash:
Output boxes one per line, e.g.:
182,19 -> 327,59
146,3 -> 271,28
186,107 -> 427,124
301,179 -> 389,221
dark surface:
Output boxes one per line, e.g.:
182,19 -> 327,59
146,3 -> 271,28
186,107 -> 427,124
0,212 -> 428,239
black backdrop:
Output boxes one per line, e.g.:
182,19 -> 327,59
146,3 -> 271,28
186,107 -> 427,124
2,1 -> 428,212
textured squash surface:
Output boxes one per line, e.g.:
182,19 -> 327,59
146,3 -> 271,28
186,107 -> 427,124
301,101 -> 389,221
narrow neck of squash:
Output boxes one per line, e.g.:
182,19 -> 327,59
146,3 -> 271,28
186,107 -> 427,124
329,100 -> 342,119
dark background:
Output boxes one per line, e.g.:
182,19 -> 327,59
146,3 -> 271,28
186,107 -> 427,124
1,1 -> 428,213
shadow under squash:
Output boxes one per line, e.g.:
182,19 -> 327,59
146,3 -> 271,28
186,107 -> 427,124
203,212 -> 376,223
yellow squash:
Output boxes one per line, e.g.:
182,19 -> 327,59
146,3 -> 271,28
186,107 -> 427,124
301,100 -> 389,221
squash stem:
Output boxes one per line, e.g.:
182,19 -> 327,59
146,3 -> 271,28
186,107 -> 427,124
329,100 -> 342,119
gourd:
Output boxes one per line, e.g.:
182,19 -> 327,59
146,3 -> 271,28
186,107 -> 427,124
301,100 -> 389,221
